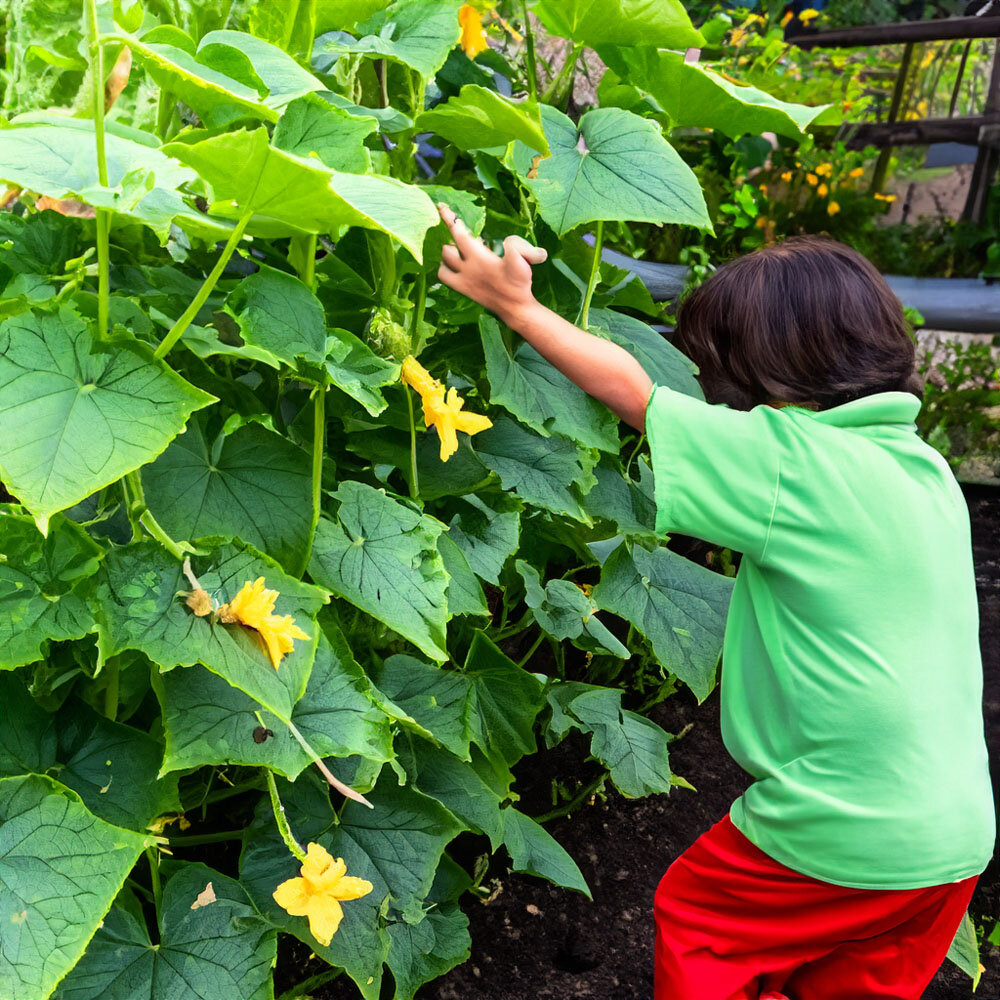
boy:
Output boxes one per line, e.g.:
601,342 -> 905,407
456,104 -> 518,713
435,204 -> 996,1000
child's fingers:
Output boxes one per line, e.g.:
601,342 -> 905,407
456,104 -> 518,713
440,244 -> 462,272
437,202 -> 482,259
503,234 -> 548,265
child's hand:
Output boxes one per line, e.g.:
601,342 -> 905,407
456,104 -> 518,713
436,202 -> 547,325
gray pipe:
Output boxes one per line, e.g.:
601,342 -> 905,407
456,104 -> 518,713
593,242 -> 1000,334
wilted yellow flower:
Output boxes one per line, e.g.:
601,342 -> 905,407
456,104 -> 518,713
806,172 -> 818,186
759,184 -> 768,196
827,201 -> 841,215
273,843 -> 373,947
780,170 -> 793,182
817,182 -> 829,197
755,215 -> 770,229
848,167 -> 864,179
799,8 -> 820,22
781,11 -> 794,27
219,578 -> 310,670
816,162 -> 833,177
458,4 -> 489,58
401,356 -> 492,462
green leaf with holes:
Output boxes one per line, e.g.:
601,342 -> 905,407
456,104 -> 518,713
56,862 -> 277,1000
0,308 -> 214,533
0,774 -> 149,1000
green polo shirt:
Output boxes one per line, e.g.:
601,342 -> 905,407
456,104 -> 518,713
645,385 -> 995,889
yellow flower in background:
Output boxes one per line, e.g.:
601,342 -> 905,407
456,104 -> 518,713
848,167 -> 864,179
874,192 -> 897,203
219,578 -> 310,670
828,201 -> 841,215
806,172 -> 818,186
759,184 -> 768,196
816,162 -> 833,177
458,4 -> 489,58
273,843 -> 373,947
817,182 -> 829,197
401,356 -> 492,462
799,8 -> 820,22
780,170 -> 793,182
781,11 -> 794,26
755,215 -> 770,229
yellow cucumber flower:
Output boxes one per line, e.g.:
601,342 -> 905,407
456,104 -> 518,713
816,162 -> 833,177
848,167 -> 864,179
799,8 -> 820,22
401,356 -> 492,462
827,201 -> 841,215
817,182 -> 829,198
458,4 -> 489,58
806,172 -> 818,186
273,843 -> 373,947
780,170 -> 793,182
219,577 -> 310,670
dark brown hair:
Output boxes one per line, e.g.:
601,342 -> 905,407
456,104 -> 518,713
674,235 -> 923,411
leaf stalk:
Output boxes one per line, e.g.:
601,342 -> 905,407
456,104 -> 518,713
85,0 -> 110,341
579,219 -> 603,329
267,769 -> 308,863
296,383 -> 326,578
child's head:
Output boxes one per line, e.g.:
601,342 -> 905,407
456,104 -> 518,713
675,235 -> 922,411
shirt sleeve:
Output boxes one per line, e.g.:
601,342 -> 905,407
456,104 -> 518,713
644,384 -> 783,563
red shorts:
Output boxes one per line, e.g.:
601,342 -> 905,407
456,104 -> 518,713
654,814 -> 978,1000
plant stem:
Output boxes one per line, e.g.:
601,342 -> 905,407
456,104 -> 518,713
85,0 -> 110,342
103,656 -> 119,720
153,210 -> 252,360
296,383 -> 325,578
291,233 -> 317,290
541,42 -> 581,107
155,87 -> 175,140
626,432 -> 646,477
166,828 -> 245,846
578,219 -> 603,329
125,471 -> 185,560
521,0 -> 538,101
286,720 -> 374,808
267,770 -> 308,863
277,969 -> 343,1000
533,772 -> 607,823
404,384 -> 420,501
145,846 -> 162,922
517,631 -> 545,668
201,776 -> 266,806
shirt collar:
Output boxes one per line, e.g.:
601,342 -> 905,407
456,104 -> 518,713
792,392 -> 922,429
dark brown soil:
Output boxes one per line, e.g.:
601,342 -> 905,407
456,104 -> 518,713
309,486 -> 999,1000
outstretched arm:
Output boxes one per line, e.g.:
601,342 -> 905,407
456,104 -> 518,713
435,204 -> 653,430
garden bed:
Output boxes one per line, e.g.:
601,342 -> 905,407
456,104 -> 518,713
312,485 -> 999,1000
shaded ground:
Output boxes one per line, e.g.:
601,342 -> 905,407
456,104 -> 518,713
417,485 -> 1000,1000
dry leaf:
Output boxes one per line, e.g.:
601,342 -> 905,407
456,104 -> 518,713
190,881 -> 217,910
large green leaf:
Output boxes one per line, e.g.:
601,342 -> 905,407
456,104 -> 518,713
0,774 -> 148,1000
56,863 -> 277,1000
274,93 -> 378,173
325,0 -> 463,77
438,533 -> 488,618
316,0 -> 392,33
581,455 -> 658,541
0,308 -> 214,533
588,307 -> 703,399
198,29 -> 326,110
499,807 -> 591,897
0,675 -> 181,829
946,912 -> 982,988
511,105 -> 711,236
325,328 -> 402,417
371,655 -> 477,760
142,418 -> 312,568
474,417 -> 597,524
593,542 -> 733,702
387,902 -> 471,1000
0,510 -> 101,670
534,0 -> 704,49
164,127 -> 438,258
223,263 -> 328,367
416,86 -> 549,155
309,482 -> 449,662
602,46 -> 829,139
0,124 -> 222,242
446,493 -> 520,585
547,681 -> 673,798
156,625 -> 393,778
480,315 -> 620,452
517,560 -> 628,658
92,539 -> 329,721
